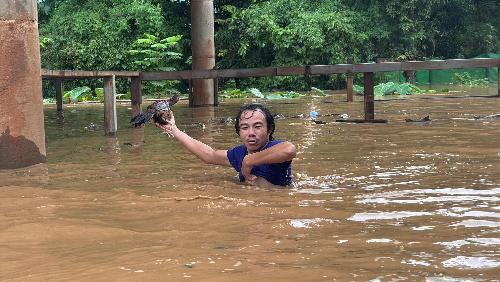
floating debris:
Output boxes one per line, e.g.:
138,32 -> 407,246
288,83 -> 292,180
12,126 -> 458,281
405,115 -> 431,123
339,113 -> 349,120
312,119 -> 327,124
473,113 -> 500,120
309,111 -> 319,119
84,123 -> 100,131
212,117 -> 234,124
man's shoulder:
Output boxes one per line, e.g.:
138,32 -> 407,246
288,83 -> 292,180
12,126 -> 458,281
227,144 -> 247,159
266,140 -> 284,147
229,144 -> 247,152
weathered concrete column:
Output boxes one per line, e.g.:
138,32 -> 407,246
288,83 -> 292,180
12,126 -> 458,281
0,0 -> 46,169
190,0 -> 215,107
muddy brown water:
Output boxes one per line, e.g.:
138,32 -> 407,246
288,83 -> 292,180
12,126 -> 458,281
1,86 -> 499,281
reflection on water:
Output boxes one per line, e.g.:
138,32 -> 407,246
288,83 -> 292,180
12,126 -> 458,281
1,87 -> 499,280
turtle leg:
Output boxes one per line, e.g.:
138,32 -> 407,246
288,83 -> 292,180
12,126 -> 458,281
131,111 -> 154,127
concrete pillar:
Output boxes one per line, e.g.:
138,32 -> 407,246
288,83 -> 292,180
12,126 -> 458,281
190,0 -> 215,107
0,0 -> 46,169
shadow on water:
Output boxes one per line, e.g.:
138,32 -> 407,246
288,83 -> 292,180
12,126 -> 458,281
0,127 -> 46,169
1,86 -> 499,280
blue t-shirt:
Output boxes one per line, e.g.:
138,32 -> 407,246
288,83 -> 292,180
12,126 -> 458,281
227,140 -> 293,186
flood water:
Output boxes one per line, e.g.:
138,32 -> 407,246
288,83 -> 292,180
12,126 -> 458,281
1,86 -> 499,281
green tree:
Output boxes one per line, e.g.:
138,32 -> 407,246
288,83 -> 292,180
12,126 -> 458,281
37,0 -> 59,24
39,0 -> 498,93
128,33 -> 184,96
39,0 -> 166,71
346,0 -> 499,59
431,0 -> 499,58
128,33 -> 183,71
216,0 -> 372,89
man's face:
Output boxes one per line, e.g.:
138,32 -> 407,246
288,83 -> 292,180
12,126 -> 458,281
238,109 -> 270,153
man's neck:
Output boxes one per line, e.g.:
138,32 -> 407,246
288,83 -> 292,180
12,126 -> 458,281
248,140 -> 270,154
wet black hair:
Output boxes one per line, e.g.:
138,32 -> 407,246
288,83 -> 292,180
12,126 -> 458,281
235,103 -> 275,141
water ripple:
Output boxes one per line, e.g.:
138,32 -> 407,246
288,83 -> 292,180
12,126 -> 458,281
442,256 -> 500,269
450,220 -> 500,228
356,188 -> 500,204
435,238 -> 500,249
348,211 -> 432,222
288,218 -> 337,229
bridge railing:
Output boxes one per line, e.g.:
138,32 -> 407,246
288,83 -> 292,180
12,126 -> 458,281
41,58 -> 500,135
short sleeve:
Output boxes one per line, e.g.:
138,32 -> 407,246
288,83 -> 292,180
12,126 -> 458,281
227,144 -> 247,173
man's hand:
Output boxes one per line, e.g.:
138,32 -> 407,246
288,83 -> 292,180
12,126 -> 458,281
155,111 -> 176,137
242,154 -> 257,182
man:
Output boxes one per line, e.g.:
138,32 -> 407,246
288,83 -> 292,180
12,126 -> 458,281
156,103 -> 296,187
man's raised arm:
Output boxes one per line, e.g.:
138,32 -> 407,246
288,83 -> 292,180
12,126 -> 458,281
157,114 -> 230,167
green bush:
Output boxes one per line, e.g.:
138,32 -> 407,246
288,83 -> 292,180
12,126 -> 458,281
354,82 -> 425,96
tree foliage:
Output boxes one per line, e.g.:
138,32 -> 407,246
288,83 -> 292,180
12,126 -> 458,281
217,0 -> 372,68
38,0 -> 499,93
39,0 -> 167,71
343,0 -> 499,60
128,33 -> 184,96
128,33 -> 183,71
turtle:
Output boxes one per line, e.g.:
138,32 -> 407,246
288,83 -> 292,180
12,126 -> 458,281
130,94 -> 180,127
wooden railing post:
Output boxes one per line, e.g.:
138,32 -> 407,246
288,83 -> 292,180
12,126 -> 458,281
304,65 -> 312,91
213,77 -> 219,106
212,66 -> 219,106
103,75 -> 117,136
404,70 -> 416,84
364,72 -> 374,121
55,79 -> 63,111
346,73 -> 353,102
188,79 -> 193,107
131,76 -> 142,117
497,68 -> 499,97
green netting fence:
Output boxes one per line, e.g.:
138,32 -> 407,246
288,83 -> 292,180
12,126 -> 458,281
382,53 -> 499,85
